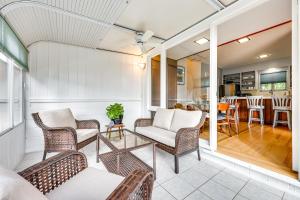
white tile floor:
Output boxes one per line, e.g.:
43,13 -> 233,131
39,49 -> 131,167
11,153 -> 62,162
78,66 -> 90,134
16,141 -> 300,200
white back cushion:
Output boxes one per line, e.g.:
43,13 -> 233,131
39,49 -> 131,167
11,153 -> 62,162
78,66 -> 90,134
170,109 -> 203,132
153,108 -> 175,130
39,108 -> 77,129
0,166 -> 48,200
46,167 -> 124,200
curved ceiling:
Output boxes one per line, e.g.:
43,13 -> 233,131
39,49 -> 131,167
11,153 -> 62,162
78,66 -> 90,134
0,0 -> 236,54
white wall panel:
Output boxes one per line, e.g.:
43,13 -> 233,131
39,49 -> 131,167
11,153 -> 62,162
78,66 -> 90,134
26,41 -> 144,153
0,123 -> 25,169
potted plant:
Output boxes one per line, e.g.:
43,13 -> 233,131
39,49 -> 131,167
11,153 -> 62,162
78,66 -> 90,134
106,103 -> 124,124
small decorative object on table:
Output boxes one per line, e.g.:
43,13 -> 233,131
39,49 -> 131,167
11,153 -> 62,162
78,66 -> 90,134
106,123 -> 125,139
106,103 -> 124,125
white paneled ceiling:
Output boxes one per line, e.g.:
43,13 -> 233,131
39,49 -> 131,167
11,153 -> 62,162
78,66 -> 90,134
4,5 -> 110,48
116,0 -> 216,39
219,0 -> 237,6
0,0 -> 238,54
0,0 -> 129,49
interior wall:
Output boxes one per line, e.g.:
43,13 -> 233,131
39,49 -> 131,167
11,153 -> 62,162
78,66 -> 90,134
0,124 -> 25,169
222,57 -> 291,95
176,59 -> 202,103
26,41 -> 144,153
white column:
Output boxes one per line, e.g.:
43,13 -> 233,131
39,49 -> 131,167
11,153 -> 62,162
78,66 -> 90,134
209,25 -> 218,151
160,49 -> 167,108
292,0 -> 299,173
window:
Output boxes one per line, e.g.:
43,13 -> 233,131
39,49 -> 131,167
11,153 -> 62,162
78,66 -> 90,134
0,56 -> 9,132
13,64 -> 23,125
0,52 -> 24,135
260,71 -> 287,91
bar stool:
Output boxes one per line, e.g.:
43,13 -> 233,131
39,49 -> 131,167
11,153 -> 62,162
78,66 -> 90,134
246,96 -> 264,126
272,96 -> 292,130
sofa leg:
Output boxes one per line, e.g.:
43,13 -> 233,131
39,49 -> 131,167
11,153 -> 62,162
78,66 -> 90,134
42,151 -> 47,161
174,155 -> 179,174
197,149 -> 201,161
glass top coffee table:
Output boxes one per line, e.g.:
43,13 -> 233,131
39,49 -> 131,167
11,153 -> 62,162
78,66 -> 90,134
96,129 -> 156,179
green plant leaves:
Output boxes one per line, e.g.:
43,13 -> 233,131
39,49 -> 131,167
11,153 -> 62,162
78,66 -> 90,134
106,103 -> 124,120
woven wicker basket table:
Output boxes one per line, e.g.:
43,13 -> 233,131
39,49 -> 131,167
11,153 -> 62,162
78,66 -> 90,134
97,129 -> 156,179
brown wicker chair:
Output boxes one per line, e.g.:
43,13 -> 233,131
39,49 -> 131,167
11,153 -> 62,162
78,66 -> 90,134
18,151 -> 154,200
32,109 -> 100,160
134,111 -> 207,174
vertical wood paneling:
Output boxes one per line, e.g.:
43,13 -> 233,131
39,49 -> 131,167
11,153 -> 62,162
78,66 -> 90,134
26,41 -> 144,152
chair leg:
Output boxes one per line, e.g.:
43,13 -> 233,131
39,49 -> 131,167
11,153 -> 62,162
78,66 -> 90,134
235,120 -> 239,135
248,110 -> 252,126
197,149 -> 201,161
42,151 -> 47,161
273,110 -> 277,128
174,155 -> 179,174
260,109 -> 264,125
287,111 -> 292,130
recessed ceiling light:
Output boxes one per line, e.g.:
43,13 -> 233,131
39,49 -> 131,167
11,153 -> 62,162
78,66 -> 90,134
237,37 -> 250,44
195,38 -> 209,45
258,54 -> 270,59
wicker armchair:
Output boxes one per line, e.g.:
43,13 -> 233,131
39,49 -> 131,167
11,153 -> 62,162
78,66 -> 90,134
134,109 -> 207,173
32,108 -> 100,160
18,151 -> 154,200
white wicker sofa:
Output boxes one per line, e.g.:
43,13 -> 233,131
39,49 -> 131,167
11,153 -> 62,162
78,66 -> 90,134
134,108 -> 207,173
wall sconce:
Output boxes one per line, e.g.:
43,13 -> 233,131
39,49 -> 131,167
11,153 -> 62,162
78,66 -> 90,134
138,54 -> 146,69
138,62 -> 146,69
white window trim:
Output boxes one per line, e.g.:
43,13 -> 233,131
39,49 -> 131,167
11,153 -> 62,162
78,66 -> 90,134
0,52 -> 25,137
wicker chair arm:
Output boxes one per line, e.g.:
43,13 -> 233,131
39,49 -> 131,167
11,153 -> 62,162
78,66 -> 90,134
134,118 -> 153,131
45,126 -> 78,145
76,119 -> 100,129
106,170 -> 154,200
18,151 -> 88,194
174,127 -> 200,154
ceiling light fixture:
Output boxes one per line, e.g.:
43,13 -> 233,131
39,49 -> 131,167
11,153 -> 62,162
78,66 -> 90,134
258,54 -> 270,59
195,38 -> 209,45
237,37 -> 250,44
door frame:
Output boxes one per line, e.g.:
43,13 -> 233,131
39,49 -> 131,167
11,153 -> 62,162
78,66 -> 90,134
146,0 -> 300,173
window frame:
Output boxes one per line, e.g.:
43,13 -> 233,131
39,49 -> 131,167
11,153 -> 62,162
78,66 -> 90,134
0,51 -> 24,136
259,69 -> 289,92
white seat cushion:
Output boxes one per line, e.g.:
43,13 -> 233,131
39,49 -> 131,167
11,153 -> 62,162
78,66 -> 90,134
76,129 -> 98,143
39,108 -> 77,129
0,166 -> 48,200
46,167 -> 124,200
170,109 -> 203,132
135,126 -> 176,147
153,108 -> 175,130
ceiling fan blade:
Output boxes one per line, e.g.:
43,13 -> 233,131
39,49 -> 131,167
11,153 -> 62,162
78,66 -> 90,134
141,30 -> 154,42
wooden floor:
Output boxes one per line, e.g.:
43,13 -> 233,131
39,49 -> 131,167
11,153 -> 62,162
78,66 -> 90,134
200,122 -> 297,178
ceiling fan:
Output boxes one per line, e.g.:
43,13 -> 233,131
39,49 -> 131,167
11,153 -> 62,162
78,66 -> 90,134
135,30 -> 160,54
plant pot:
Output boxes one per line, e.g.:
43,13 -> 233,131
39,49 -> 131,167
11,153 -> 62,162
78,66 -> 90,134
112,115 -> 123,124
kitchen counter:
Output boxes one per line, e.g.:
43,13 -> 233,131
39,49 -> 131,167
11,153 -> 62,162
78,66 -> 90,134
236,96 -> 272,100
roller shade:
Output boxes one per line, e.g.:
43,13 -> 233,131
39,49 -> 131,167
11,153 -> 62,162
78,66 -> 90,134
0,16 -> 28,70
260,71 -> 287,84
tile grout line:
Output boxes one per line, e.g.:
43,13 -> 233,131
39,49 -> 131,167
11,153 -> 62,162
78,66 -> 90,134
232,179 -> 251,200
160,162 -> 224,200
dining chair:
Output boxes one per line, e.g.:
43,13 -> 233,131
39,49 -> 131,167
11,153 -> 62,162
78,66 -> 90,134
217,102 -> 231,136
